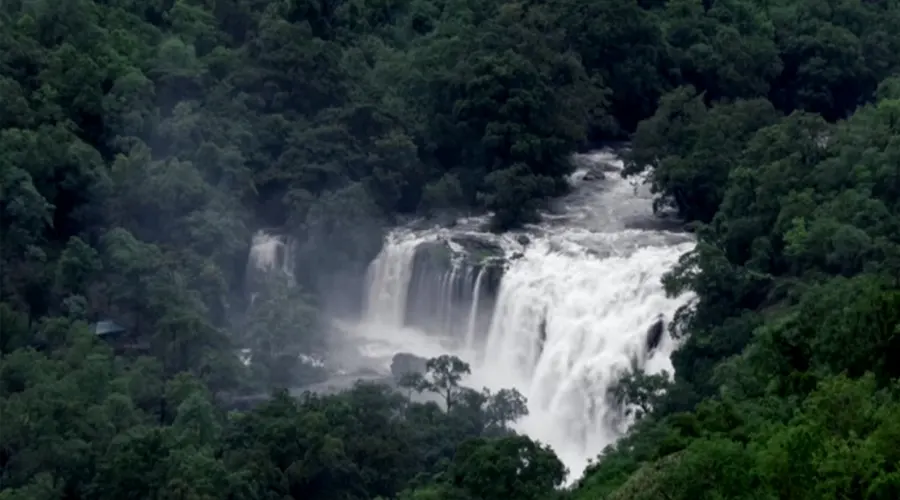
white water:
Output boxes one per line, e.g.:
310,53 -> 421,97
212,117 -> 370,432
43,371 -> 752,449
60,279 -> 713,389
480,237 -> 692,472
345,150 -> 696,481
464,267 -> 487,349
247,232 -> 296,279
363,237 -> 420,326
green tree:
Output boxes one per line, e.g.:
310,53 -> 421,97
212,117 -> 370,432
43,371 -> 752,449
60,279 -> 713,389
401,355 -> 472,410
448,435 -> 567,500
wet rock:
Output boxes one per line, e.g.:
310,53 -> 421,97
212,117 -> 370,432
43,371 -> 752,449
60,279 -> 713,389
623,207 -> 689,233
481,259 -> 506,296
538,314 -> 548,356
451,234 -> 504,262
391,352 -> 428,380
516,234 -> 531,246
414,240 -> 453,267
582,171 -> 606,182
407,237 -> 507,332
596,161 -> 620,173
624,218 -> 687,233
646,315 -> 665,352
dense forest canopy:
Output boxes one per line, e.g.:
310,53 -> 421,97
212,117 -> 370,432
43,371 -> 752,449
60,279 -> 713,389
3,0 -> 900,498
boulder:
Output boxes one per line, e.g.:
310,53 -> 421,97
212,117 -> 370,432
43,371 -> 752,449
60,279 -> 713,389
646,315 -> 664,352
414,239 -> 453,267
595,161 -> 620,173
582,171 -> 606,182
451,234 -> 504,262
391,352 -> 428,380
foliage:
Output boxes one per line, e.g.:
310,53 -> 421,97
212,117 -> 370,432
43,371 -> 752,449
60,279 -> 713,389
0,345 -> 545,498
5,0 -> 900,497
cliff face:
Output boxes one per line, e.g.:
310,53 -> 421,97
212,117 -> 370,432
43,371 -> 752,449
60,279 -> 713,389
403,236 -> 505,339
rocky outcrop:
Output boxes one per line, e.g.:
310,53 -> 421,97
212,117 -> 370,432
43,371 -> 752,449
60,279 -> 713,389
410,233 -> 508,271
411,235 -> 505,270
623,212 -> 688,233
391,352 -> 428,380
414,239 -> 453,267
451,233 -> 505,264
646,315 -> 664,352
582,171 -> 606,182
479,258 -> 505,297
572,151 -> 622,182
404,234 -> 506,336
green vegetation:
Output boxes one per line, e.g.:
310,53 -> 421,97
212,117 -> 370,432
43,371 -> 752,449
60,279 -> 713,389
3,0 -> 900,498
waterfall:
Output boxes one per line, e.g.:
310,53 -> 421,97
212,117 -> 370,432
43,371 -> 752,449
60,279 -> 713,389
475,234 -> 693,473
464,267 -> 488,350
248,231 -> 295,277
246,231 -> 297,304
338,150 -> 696,481
362,232 -> 502,341
363,235 -> 422,326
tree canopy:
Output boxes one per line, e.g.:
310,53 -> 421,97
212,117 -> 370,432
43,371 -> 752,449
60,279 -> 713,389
4,0 -> 900,498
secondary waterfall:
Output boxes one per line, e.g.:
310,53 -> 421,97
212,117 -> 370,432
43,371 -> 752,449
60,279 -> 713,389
245,231 -> 296,307
247,231 -> 295,281
349,150 -> 696,481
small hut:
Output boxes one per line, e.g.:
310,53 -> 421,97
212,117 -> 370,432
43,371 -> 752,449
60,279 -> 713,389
91,319 -> 127,338
89,319 -> 147,353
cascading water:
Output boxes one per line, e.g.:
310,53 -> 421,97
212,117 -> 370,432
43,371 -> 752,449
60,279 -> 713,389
363,236 -> 420,327
247,231 -> 296,287
348,150 -> 696,481
243,230 -> 325,370
480,235 -> 693,473
464,267 -> 488,349
363,231 -> 504,344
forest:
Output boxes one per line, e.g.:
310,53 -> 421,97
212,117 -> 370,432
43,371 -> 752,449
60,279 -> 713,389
2,0 -> 900,498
